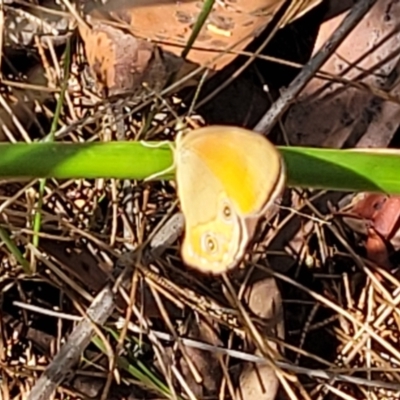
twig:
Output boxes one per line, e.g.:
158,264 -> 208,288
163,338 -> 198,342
254,0 -> 378,134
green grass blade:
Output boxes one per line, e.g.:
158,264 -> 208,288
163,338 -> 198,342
91,332 -> 173,398
0,142 -> 173,180
0,226 -> 31,273
32,40 -> 71,250
181,0 -> 215,59
281,147 -> 400,194
0,142 -> 400,194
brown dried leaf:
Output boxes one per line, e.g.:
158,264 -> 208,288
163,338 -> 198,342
341,193 -> 400,268
178,317 -> 222,397
365,227 -> 391,269
237,278 -> 284,400
284,0 -> 400,148
158,317 -> 222,397
237,359 -> 280,400
80,0 -> 322,96
344,194 -> 400,242
79,20 -> 184,96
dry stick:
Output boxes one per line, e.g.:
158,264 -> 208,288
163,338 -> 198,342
254,0 -> 378,134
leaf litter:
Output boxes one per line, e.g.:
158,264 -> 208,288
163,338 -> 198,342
2,1 -> 400,399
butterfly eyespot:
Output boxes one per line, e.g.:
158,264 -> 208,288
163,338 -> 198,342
220,202 -> 233,222
223,205 -> 231,218
202,234 -> 218,254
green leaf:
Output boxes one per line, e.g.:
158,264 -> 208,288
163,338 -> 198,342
0,141 -> 173,180
0,141 -> 399,194
281,147 -> 400,193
